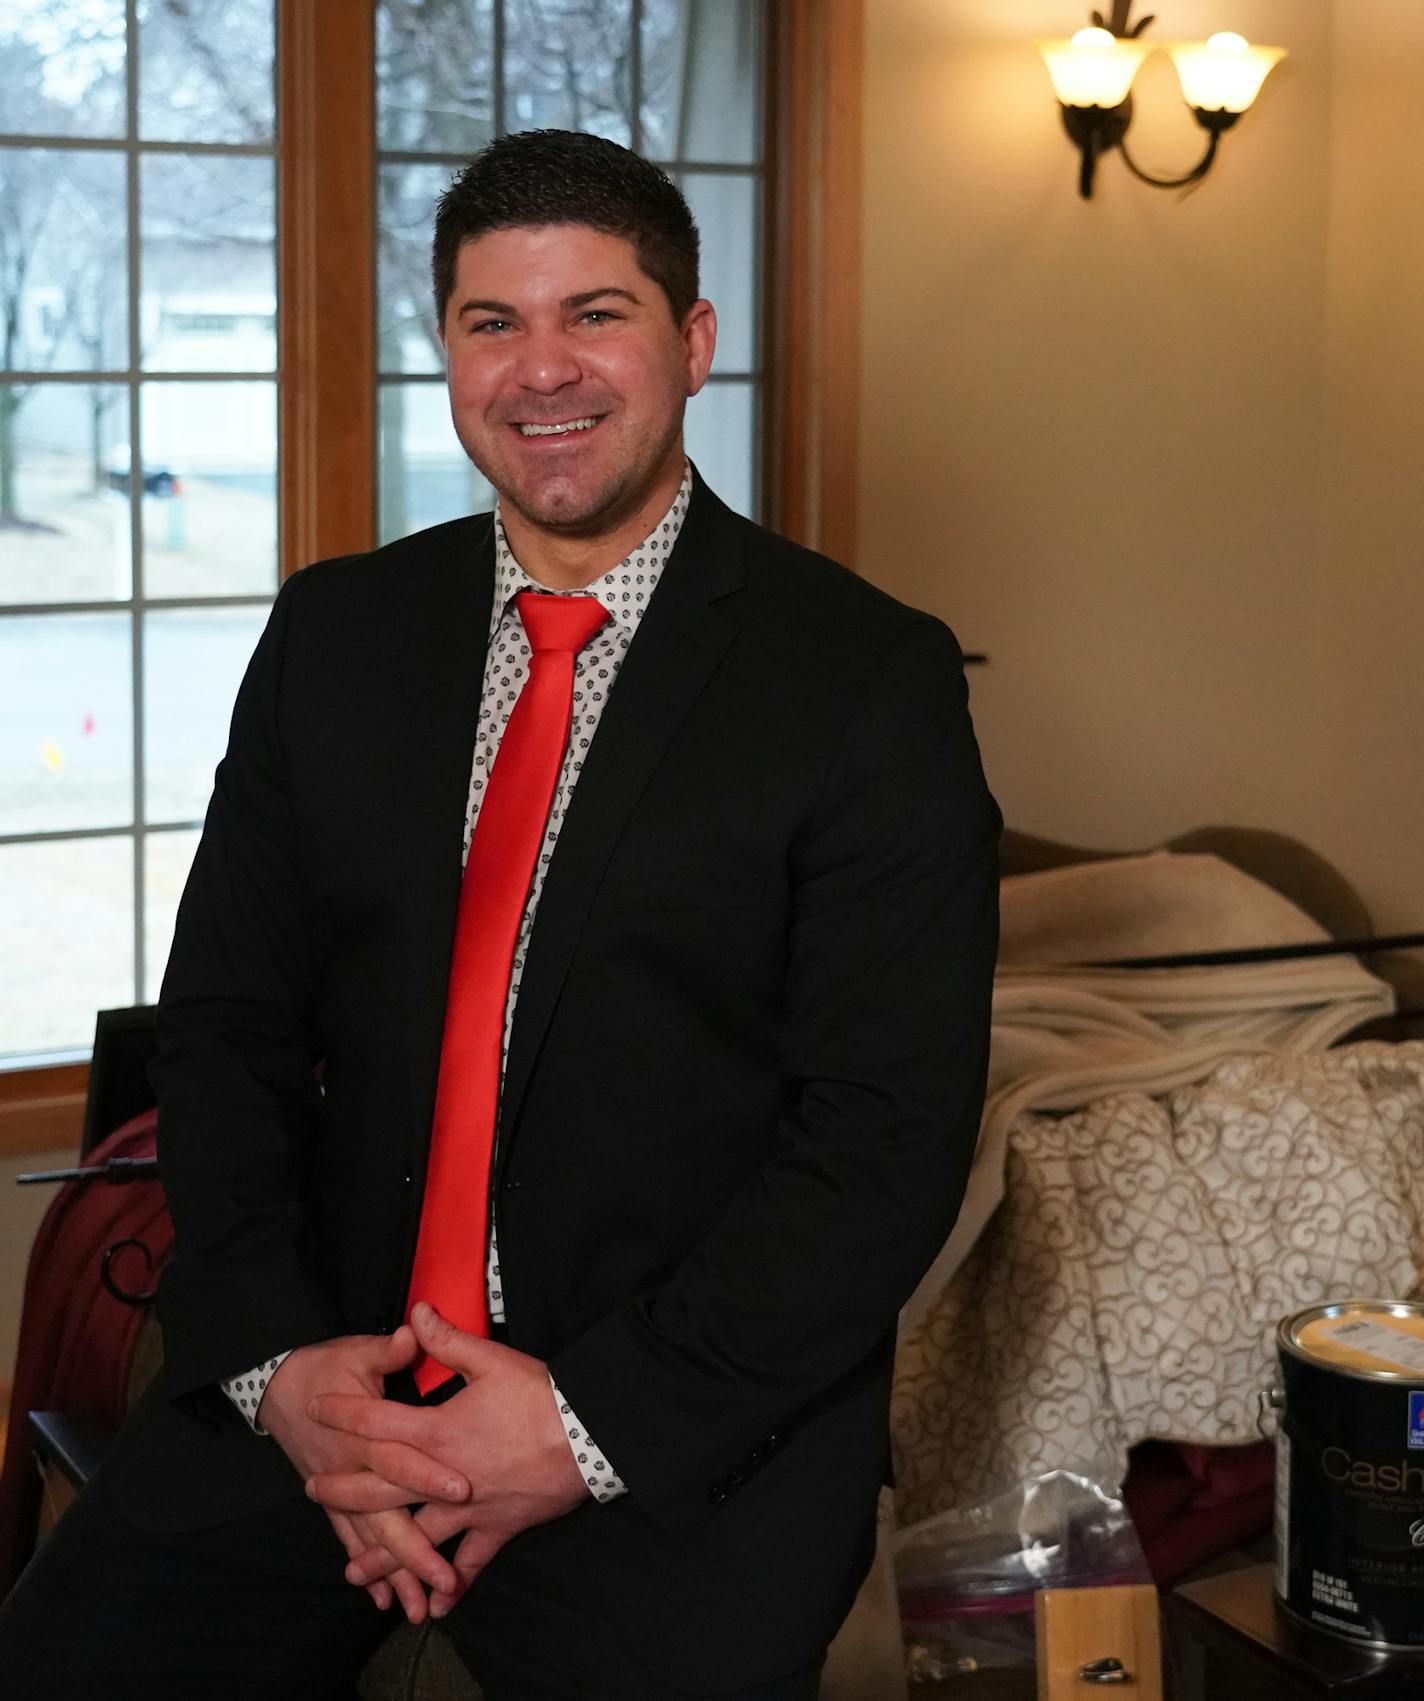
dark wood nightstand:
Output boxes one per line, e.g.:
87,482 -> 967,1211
1166,1566 -> 1424,1699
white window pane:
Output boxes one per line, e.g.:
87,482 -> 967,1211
377,0 -> 494,154
685,382 -> 755,518
682,173 -> 757,374
144,825 -> 201,1003
0,384 -> 133,605
0,836 -> 135,1058
141,155 -> 276,374
504,0 -> 633,144
0,148 -> 127,373
643,0 -> 760,165
379,381 -> 494,545
0,612 -> 133,835
139,0 -> 275,146
379,163 -> 452,375
139,382 -> 277,599
0,2 -> 127,140
143,606 -> 268,824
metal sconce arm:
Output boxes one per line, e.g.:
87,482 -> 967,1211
1119,107 -> 1238,191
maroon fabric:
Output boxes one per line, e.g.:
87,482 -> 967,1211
0,1111 -> 171,1598
1123,1439 -> 1275,1585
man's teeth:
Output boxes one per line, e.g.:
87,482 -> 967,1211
518,417 -> 598,437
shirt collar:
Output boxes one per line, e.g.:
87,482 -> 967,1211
490,461 -> 693,640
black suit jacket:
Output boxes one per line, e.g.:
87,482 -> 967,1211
108,473 -> 999,1690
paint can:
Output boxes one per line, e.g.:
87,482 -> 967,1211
1272,1299 -> 1424,1650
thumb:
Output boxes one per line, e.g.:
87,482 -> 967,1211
368,1324 -> 418,1372
410,1302 -> 499,1377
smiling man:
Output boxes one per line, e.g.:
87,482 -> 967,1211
0,131 -> 1000,1700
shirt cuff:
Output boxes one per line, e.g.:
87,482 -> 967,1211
220,1350 -> 292,1435
549,1374 -> 626,1503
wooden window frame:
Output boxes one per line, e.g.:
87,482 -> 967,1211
764,0 -> 863,566
0,0 -> 862,1154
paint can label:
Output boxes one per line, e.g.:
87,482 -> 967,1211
1279,1303 -> 1424,1648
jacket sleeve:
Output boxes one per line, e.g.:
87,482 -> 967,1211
151,567 -> 347,1406
546,614 -> 1001,1531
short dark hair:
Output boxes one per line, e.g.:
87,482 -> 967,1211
432,129 -> 701,329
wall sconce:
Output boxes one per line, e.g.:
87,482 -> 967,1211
1038,0 -> 1286,199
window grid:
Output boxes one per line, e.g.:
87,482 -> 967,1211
0,0 -> 279,1060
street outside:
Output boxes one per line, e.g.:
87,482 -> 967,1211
2,451 -> 273,1056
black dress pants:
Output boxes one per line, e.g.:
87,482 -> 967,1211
0,1466 -> 823,1701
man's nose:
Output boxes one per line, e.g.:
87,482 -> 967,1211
513,327 -> 582,393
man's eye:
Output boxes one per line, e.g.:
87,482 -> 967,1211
471,319 -> 511,335
580,310 -> 618,325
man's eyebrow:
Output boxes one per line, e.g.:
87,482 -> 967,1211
456,298 -> 518,318
564,286 -> 642,310
455,286 -> 642,320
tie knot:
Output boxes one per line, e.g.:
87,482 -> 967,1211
514,590 -> 610,655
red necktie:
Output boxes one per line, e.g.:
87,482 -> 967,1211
408,590 -> 610,1392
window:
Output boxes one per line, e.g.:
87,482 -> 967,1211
0,0 -> 279,1063
0,0 -> 861,1121
374,0 -> 766,542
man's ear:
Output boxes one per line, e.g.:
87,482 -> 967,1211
682,298 -> 717,398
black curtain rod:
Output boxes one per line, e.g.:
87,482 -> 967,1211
1087,931 -> 1424,971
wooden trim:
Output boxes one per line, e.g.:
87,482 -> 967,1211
1035,1584 -> 1163,1700
278,0 -> 378,576
765,0 -> 864,567
0,1063 -> 85,1159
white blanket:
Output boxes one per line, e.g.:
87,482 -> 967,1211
902,854 -> 1395,1340
892,852 -> 1409,1522
892,1043 -> 1424,1523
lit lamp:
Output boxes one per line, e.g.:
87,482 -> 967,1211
1038,26 -> 1153,197
1039,4 -> 1286,199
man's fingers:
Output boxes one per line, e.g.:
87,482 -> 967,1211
429,1525 -> 507,1621
308,1471 -> 419,1513
306,1441 -> 468,1512
370,1439 -> 469,1502
388,1566 -> 429,1625
325,1508 -> 360,1559
331,1508 -> 426,1620
308,1391 -> 424,1445
412,1499 -> 474,1548
347,1509 -> 457,1595
364,1324 -> 418,1375
325,1510 -> 392,1611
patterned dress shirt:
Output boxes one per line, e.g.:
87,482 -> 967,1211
221,465 -> 693,1510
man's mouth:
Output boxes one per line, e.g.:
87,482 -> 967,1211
515,416 -> 601,438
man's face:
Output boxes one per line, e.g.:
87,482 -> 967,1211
441,223 -> 715,539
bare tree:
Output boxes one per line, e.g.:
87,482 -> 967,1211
0,37 -> 69,523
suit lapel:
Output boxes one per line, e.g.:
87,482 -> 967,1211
404,515 -> 496,1177
495,476 -> 748,1156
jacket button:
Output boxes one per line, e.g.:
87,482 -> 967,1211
706,1483 -> 728,1504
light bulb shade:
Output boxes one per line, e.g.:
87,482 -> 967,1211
1167,35 -> 1286,113
1038,30 -> 1151,108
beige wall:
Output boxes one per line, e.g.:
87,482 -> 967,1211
1312,1 -> 1424,932
858,0 -> 1422,930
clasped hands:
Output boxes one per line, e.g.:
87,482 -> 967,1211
258,1302 -> 587,1624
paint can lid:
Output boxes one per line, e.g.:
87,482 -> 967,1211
1279,1299 -> 1424,1383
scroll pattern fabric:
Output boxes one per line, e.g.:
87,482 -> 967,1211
892,1043 -> 1424,1526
